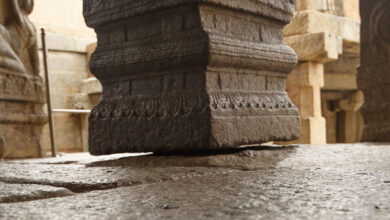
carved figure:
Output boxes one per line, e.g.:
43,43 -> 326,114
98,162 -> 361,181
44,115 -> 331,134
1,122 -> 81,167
0,0 -> 39,75
0,0 -> 46,159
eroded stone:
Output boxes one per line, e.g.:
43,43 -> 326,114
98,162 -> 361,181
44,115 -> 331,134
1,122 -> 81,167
0,183 -> 73,203
0,144 -> 390,219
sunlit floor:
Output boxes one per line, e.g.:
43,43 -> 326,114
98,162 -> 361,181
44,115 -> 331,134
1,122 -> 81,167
0,143 -> 389,219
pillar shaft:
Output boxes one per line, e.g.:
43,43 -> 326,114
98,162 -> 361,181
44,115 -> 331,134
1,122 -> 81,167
358,0 -> 390,141
84,0 -> 300,154
286,62 -> 326,144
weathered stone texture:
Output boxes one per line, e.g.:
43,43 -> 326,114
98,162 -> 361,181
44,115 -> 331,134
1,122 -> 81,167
0,0 -> 47,158
0,183 -> 73,203
358,0 -> 390,141
1,144 -> 390,219
84,0 -> 300,154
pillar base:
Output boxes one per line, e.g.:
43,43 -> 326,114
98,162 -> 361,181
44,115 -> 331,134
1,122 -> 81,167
84,0 -> 301,154
89,91 -> 300,154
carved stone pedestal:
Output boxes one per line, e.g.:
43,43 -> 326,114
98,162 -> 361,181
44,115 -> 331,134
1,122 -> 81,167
358,0 -> 390,141
83,0 -> 300,154
0,0 -> 47,158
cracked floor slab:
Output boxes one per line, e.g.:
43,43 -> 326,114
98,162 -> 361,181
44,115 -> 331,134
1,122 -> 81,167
0,144 -> 389,219
0,183 -> 74,203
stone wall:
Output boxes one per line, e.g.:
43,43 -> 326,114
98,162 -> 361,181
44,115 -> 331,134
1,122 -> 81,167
31,0 -> 96,153
29,0 -> 95,39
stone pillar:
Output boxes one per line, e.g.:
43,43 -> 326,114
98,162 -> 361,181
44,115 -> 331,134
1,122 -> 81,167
286,62 -> 326,144
0,0 -> 47,158
83,0 -> 300,154
358,0 -> 390,141
284,0 -> 360,144
338,91 -> 364,143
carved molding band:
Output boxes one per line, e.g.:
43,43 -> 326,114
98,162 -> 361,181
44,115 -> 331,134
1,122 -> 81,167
0,73 -> 44,102
91,92 -> 297,121
83,0 -> 295,27
0,113 -> 47,125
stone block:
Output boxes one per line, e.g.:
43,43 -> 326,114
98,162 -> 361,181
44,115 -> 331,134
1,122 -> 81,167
0,124 -> 45,159
324,73 -> 357,90
41,114 -> 83,153
296,0 -> 328,12
286,62 -> 326,144
81,77 -> 102,95
324,53 -> 360,74
284,10 -> 360,44
342,0 -> 360,20
70,93 -> 93,110
83,0 -> 301,154
285,32 -> 343,63
299,116 -> 327,145
38,51 -> 88,73
0,183 -> 74,203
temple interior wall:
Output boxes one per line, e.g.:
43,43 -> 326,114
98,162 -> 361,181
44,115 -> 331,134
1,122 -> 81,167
30,0 -> 96,153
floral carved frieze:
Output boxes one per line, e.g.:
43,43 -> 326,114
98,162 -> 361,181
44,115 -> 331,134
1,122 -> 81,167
91,92 -> 297,121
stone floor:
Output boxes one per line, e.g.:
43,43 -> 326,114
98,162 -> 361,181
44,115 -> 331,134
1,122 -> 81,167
0,144 -> 389,219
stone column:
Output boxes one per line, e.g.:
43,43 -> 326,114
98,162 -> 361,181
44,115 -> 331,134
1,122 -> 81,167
286,62 -> 326,144
358,0 -> 390,141
0,0 -> 47,158
83,0 -> 300,154
338,91 -> 364,143
283,0 -> 360,144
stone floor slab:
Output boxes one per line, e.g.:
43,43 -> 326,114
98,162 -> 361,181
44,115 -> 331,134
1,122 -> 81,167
0,183 -> 73,203
0,144 -> 389,219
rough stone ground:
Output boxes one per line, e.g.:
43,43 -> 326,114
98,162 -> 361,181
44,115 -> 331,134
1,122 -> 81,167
0,144 -> 389,219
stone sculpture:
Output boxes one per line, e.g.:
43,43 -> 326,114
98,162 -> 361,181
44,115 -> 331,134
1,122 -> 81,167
84,0 -> 301,154
358,0 -> 390,141
0,0 -> 46,158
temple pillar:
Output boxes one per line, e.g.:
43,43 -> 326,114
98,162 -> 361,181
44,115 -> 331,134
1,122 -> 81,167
284,0 -> 360,144
286,62 -> 326,144
338,91 -> 364,143
83,0 -> 301,154
0,0 -> 47,159
358,0 -> 390,141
